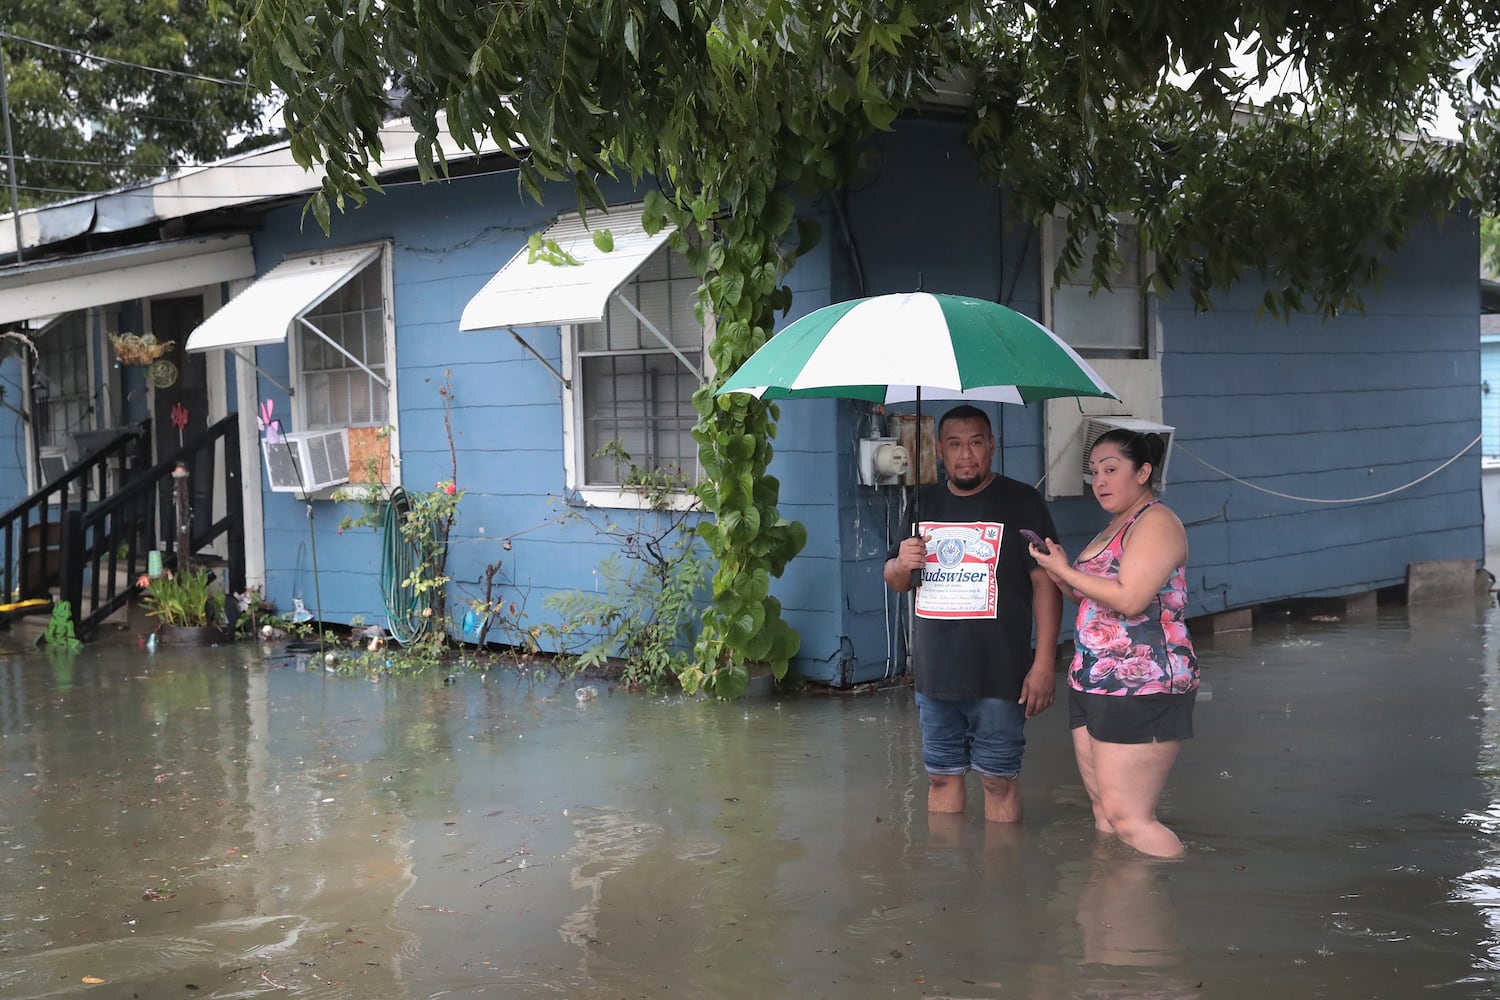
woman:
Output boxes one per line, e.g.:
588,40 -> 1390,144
1029,429 -> 1198,859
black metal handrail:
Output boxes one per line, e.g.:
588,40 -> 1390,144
0,421 -> 153,606
60,413 -> 245,639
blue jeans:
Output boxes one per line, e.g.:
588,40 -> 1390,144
916,693 -> 1027,779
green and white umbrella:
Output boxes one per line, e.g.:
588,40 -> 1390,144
717,292 -> 1118,572
717,291 -> 1118,406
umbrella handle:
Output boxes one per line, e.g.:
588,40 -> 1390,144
909,525 -> 923,590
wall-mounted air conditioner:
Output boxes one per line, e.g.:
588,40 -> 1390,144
37,448 -> 69,489
262,429 -> 349,494
1080,416 -> 1175,491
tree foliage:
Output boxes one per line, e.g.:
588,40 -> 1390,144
241,0 -> 1500,692
968,1 -> 1496,317
2,0 -> 277,208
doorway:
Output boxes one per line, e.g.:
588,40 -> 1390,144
149,297 -> 212,551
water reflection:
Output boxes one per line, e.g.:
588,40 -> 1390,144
1067,841 -> 1195,999
2,603 -> 1500,996
0,645 -> 418,997
1455,595 -> 1500,979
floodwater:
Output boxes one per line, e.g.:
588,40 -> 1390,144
3,599 -> 1500,998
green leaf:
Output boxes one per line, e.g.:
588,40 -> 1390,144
274,33 -> 312,74
623,16 -> 640,61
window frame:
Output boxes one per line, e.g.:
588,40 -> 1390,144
559,241 -> 710,512
1039,213 -> 1157,360
285,241 -> 401,490
31,311 -> 98,459
29,309 -> 120,499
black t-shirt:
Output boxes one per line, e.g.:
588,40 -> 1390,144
888,475 -> 1057,701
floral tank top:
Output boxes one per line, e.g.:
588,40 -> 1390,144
1069,501 -> 1199,696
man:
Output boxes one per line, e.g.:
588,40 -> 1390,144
883,404 -> 1062,823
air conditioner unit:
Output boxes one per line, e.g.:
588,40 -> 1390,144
1080,417 -> 1175,491
262,429 -> 349,494
37,448 -> 69,489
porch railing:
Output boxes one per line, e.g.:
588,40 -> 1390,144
59,414 -> 245,639
0,421 -> 153,607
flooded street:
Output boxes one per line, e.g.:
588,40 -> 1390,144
3,598 -> 1500,998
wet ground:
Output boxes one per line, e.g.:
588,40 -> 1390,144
3,597 -> 1500,998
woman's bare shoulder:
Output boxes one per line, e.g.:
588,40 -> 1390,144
1124,501 -> 1188,550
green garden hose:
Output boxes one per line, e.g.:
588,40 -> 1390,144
381,488 -> 429,645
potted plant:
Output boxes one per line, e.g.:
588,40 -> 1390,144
137,566 -> 227,643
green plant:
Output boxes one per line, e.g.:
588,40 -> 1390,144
137,567 -> 225,628
230,587 -> 278,637
545,444 -> 709,691
333,374 -> 463,670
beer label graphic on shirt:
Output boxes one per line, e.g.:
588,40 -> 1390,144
915,521 -> 1001,619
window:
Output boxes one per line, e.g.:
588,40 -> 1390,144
299,261 -> 390,429
1042,215 -> 1151,359
33,313 -> 96,456
1038,216 -> 1165,499
290,246 -> 397,485
564,241 -> 706,504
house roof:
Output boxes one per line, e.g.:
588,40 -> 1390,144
0,234 -> 255,327
0,113 -> 507,263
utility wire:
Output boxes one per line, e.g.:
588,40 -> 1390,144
0,30 -> 253,88
1174,434 -> 1481,504
2,151 -> 288,172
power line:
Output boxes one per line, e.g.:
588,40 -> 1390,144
0,30 -> 253,88
3,152 -> 288,172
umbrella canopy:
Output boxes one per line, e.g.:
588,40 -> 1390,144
716,292 -> 1119,587
717,292 -> 1118,405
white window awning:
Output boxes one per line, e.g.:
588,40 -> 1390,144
0,235 -> 255,327
185,246 -> 381,353
459,208 -> 676,332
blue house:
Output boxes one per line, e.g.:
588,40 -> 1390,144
0,111 -> 1485,684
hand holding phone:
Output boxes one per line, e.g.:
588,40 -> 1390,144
1018,528 -> 1050,555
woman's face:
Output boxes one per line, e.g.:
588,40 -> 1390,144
1089,441 -> 1152,514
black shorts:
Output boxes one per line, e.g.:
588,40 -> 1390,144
1068,688 -> 1195,744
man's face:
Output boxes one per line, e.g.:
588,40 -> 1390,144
938,416 -> 995,492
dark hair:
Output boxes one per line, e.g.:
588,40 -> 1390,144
1092,429 -> 1166,490
938,403 -> 991,436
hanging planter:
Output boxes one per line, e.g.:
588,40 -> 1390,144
109,332 -> 175,366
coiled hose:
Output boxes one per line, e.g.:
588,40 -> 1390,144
380,487 -> 430,645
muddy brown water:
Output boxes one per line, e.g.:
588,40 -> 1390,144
2,599 -> 1500,998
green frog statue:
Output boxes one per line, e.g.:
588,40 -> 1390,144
40,601 -> 81,652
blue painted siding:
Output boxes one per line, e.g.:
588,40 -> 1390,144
1160,215 -> 1481,613
0,356 -> 26,510
1482,340 -> 1500,458
242,176 -> 856,659
247,178 -> 577,627
826,123 -> 1482,679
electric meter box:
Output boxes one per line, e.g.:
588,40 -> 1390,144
858,437 -> 910,487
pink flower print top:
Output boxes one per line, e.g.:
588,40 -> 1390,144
1069,501 -> 1199,697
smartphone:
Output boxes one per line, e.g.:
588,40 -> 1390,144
1018,528 -> 1050,555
